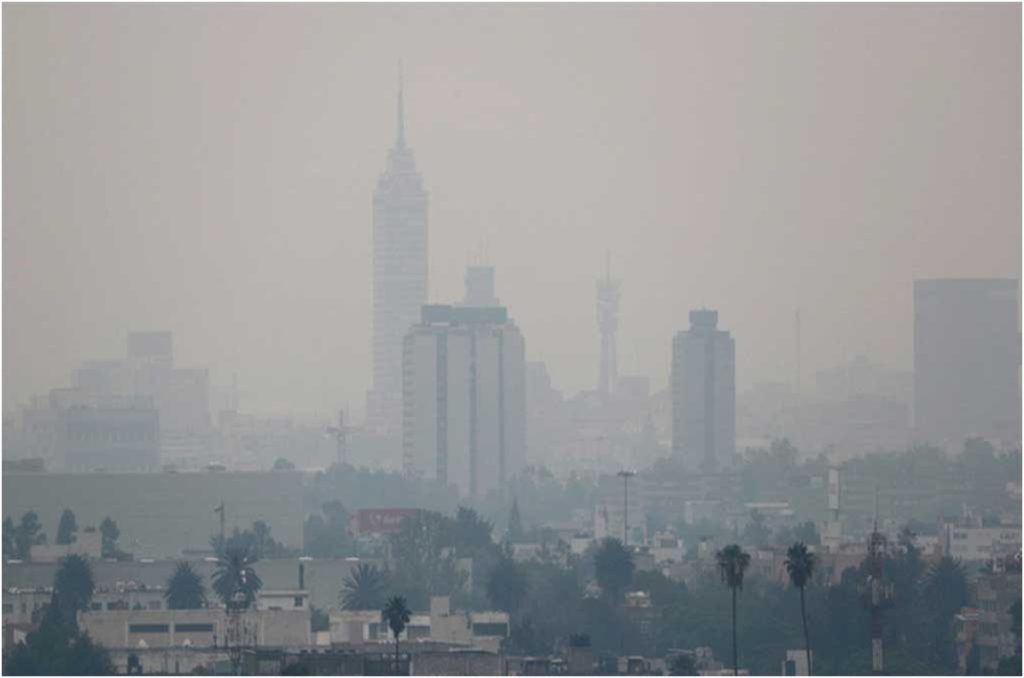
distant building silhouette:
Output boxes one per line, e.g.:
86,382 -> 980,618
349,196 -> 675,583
366,68 -> 428,436
463,265 -> 499,307
672,309 -> 735,471
402,303 -> 526,499
913,278 -> 1020,449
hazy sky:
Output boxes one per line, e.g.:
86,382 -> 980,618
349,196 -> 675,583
4,3 -> 1020,420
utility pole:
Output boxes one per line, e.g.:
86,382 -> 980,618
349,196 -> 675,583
617,470 -> 636,546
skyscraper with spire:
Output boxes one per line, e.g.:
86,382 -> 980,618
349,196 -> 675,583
366,68 -> 428,436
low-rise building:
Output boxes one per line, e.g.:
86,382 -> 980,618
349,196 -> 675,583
328,597 -> 509,653
79,607 -> 311,651
329,609 -> 431,644
944,524 -> 1022,562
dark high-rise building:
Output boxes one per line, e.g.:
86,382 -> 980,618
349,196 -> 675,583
366,71 -> 429,436
913,278 -> 1020,449
672,309 -> 735,471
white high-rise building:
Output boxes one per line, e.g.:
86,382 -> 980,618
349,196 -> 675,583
366,71 -> 429,436
672,309 -> 736,471
402,304 -> 526,499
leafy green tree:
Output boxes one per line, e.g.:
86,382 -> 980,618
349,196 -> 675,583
382,595 -> 411,675
56,509 -> 78,545
99,517 -> 120,559
213,545 -> 262,610
389,511 -> 467,608
165,561 -> 207,609
53,554 -> 95,626
273,457 -> 296,471
15,511 -> 46,560
785,542 -> 816,675
3,613 -> 114,676
303,501 -> 355,558
918,556 -> 967,671
716,544 -> 751,676
341,563 -> 388,610
212,522 -> 293,560
446,506 -> 493,555
487,553 -> 528,615
594,538 -> 634,603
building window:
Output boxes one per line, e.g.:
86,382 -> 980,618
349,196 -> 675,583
472,623 -> 508,637
174,624 -> 215,633
129,624 -> 170,634
293,597 -> 304,608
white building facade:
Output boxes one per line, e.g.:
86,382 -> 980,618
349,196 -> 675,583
402,305 -> 525,499
366,75 -> 429,437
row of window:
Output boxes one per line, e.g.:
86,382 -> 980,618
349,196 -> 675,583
128,623 -> 215,634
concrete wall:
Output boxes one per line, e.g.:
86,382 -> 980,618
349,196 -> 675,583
412,651 -> 503,676
2,471 -> 304,558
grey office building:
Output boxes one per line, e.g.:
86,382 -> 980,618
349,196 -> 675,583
402,305 -> 526,499
672,309 -> 736,471
913,279 -> 1020,449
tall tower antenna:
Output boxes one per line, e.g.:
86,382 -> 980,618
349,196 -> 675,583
396,60 -> 406,148
597,253 -> 620,399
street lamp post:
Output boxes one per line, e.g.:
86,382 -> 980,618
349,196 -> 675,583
616,470 -> 636,546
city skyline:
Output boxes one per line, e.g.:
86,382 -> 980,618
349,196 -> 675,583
4,3 -> 1020,421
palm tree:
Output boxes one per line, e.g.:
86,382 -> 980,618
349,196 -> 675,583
340,563 -> 388,610
212,545 -> 262,611
382,595 -> 411,675
165,561 -> 207,609
716,544 -> 751,676
785,542 -> 816,674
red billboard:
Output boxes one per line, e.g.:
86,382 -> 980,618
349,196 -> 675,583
353,508 -> 421,535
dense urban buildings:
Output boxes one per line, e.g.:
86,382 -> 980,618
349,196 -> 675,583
9,332 -> 209,471
402,302 -> 526,499
366,74 -> 429,437
672,309 -> 736,471
913,278 -> 1020,450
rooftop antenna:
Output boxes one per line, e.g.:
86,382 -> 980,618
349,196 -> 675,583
396,60 -> 406,148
